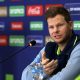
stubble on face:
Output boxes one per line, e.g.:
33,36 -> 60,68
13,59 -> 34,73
47,15 -> 73,45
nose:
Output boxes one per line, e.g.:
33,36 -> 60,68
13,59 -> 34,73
53,27 -> 58,33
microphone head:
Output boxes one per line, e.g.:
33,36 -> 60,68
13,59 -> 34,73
45,42 -> 56,61
28,40 -> 36,46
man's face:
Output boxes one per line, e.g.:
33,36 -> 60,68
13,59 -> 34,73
47,14 -> 73,44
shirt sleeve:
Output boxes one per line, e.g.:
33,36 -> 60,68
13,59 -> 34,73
31,47 -> 45,64
48,43 -> 80,80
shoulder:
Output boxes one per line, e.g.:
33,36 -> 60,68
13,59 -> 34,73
70,34 -> 80,58
71,43 -> 80,57
68,43 -> 80,64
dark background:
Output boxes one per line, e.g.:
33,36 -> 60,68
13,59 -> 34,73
0,0 -> 80,80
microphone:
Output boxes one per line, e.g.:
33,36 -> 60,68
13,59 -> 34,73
45,42 -> 56,61
28,40 -> 36,46
0,40 -> 36,63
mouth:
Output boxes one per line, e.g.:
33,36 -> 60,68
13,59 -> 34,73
54,35 -> 62,39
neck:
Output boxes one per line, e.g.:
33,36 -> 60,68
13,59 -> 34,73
58,42 -> 67,51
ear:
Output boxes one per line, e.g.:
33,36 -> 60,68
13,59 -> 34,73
69,21 -> 73,30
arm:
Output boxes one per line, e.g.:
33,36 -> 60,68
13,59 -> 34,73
21,47 -> 45,80
48,43 -> 80,80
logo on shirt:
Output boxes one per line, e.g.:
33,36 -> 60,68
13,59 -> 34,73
65,3 -> 80,15
73,21 -> 80,30
5,74 -> 14,80
27,35 -> 43,47
26,5 -> 43,16
9,6 -> 25,17
9,35 -> 25,46
30,21 -> 43,31
0,35 -> 8,46
0,7 -> 7,17
0,22 -> 5,31
10,22 -> 23,30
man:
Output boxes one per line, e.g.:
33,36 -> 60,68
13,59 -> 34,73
21,6 -> 80,80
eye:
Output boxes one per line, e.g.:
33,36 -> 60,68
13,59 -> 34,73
48,25 -> 54,29
57,23 -> 65,28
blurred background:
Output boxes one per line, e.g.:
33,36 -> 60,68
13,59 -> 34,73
0,0 -> 80,80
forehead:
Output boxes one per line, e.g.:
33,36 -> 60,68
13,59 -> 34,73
47,15 -> 66,25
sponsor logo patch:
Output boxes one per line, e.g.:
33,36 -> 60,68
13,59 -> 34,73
0,0 -> 4,2
65,3 -> 80,15
30,21 -> 43,30
45,4 -> 63,10
26,5 -> 43,16
9,6 -> 25,17
9,35 -> 25,46
0,7 -> 7,17
73,21 -> 80,30
0,22 -> 5,31
10,22 -> 23,30
27,35 -> 43,47
0,35 -> 8,46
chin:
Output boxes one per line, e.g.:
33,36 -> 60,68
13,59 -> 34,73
54,39 -> 63,44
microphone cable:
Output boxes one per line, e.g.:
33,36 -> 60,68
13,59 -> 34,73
0,40 -> 36,63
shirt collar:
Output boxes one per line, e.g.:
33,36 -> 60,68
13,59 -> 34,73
57,31 -> 77,55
